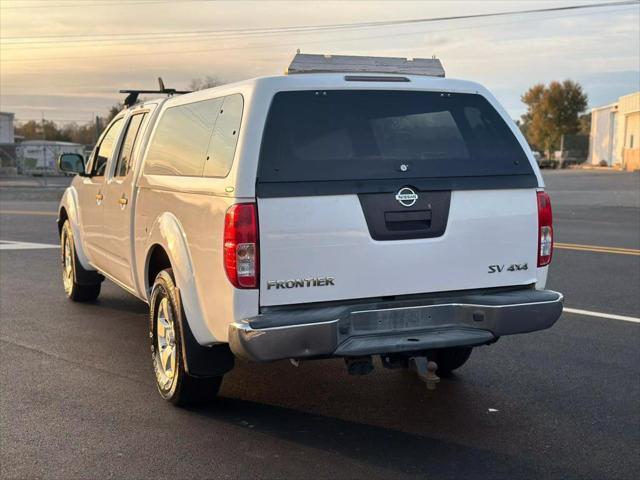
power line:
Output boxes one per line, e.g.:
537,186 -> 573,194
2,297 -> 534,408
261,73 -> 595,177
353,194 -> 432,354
1,0 -> 222,9
2,3 -> 636,54
1,2 -> 637,64
1,23 -> 421,47
2,4 -> 636,66
2,0 -> 638,46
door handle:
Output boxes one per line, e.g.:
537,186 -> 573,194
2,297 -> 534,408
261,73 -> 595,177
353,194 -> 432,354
118,196 -> 128,207
384,210 -> 432,231
95,193 -> 103,204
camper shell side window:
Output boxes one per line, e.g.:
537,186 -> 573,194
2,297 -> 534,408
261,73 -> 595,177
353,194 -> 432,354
143,93 -> 243,178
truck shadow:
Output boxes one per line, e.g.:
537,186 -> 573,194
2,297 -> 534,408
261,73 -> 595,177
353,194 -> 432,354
70,285 -> 580,478
190,395 -> 542,479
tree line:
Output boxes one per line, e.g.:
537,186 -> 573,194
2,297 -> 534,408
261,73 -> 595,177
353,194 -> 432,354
15,103 -> 125,145
14,76 -> 222,146
519,79 -> 590,156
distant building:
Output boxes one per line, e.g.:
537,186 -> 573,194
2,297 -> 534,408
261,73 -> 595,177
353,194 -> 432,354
0,112 -> 17,174
588,92 -> 640,170
0,112 -> 15,144
16,140 -> 84,174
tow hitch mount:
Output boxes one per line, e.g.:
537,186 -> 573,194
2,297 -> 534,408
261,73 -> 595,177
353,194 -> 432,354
345,356 -> 374,376
409,357 -> 440,390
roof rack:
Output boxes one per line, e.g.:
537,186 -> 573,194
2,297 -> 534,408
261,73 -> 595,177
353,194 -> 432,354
119,77 -> 191,107
287,52 -> 445,78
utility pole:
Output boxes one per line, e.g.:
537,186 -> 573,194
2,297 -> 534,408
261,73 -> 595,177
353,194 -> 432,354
94,114 -> 100,146
41,112 -> 47,186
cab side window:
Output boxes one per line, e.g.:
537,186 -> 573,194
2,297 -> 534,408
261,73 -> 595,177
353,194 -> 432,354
114,113 -> 147,178
91,117 -> 124,177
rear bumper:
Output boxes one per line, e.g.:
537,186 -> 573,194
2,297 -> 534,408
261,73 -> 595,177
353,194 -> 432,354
229,288 -> 563,362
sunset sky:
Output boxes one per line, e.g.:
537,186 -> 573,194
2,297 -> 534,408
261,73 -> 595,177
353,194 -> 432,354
1,0 -> 638,125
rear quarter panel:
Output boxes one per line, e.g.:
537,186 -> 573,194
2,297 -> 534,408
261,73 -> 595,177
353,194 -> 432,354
133,85 -> 260,344
135,178 -> 258,344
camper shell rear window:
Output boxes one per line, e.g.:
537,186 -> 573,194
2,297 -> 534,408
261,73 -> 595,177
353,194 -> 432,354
257,90 -> 535,196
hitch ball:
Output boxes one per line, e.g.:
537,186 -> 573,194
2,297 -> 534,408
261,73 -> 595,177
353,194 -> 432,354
409,357 -> 440,390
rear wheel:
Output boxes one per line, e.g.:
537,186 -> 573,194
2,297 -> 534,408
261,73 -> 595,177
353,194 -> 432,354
430,346 -> 473,375
60,220 -> 101,302
149,269 -> 223,406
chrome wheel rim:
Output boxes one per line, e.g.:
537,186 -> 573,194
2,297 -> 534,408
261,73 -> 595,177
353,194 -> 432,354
62,231 -> 73,294
154,297 -> 177,390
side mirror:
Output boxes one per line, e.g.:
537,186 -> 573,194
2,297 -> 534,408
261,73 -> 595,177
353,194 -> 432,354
58,153 -> 86,176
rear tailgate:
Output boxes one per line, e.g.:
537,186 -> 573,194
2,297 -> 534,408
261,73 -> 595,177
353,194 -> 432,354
256,89 -> 539,307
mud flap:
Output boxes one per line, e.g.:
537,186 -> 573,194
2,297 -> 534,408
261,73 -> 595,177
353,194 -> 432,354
176,288 -> 235,378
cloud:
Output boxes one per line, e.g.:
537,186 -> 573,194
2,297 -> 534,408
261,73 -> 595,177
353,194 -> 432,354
1,0 -> 638,120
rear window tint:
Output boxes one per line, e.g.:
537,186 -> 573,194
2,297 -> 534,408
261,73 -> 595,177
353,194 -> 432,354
258,90 -> 531,183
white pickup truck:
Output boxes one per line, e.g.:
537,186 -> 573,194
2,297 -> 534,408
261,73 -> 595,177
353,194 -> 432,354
57,54 -> 563,406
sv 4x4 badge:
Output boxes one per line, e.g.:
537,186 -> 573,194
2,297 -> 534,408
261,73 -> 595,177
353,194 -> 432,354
488,263 -> 528,273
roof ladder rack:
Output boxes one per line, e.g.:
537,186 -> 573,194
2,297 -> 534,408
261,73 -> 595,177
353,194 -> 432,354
119,77 -> 192,107
287,52 -> 445,78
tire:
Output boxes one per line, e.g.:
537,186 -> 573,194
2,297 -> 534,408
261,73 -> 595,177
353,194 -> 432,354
431,346 -> 473,375
60,220 -> 101,302
149,268 -> 223,407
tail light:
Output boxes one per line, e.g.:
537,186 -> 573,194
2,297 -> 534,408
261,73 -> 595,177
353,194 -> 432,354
224,203 -> 259,288
537,191 -> 553,267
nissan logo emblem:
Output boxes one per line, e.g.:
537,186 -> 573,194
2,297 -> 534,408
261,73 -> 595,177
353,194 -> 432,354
395,187 -> 418,207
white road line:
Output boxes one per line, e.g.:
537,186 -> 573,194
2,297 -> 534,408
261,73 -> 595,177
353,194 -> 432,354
564,307 -> 640,324
0,240 -> 59,250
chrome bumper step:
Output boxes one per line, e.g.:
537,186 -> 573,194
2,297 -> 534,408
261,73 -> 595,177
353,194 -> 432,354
229,289 -> 563,362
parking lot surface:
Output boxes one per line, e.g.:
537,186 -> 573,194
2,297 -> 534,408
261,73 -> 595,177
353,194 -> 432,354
1,170 -> 639,479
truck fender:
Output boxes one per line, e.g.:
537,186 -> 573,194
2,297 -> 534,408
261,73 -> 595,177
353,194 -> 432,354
145,212 -> 214,346
59,187 -> 93,272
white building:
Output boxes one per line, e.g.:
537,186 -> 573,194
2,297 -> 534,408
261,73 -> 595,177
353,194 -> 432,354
16,140 -> 84,173
589,92 -> 640,170
0,112 -> 15,144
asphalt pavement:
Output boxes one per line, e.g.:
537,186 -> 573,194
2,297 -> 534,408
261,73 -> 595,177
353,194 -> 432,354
1,169 -> 639,479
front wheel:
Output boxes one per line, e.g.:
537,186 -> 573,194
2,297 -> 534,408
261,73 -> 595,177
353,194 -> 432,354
60,220 -> 101,302
149,269 -> 223,406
